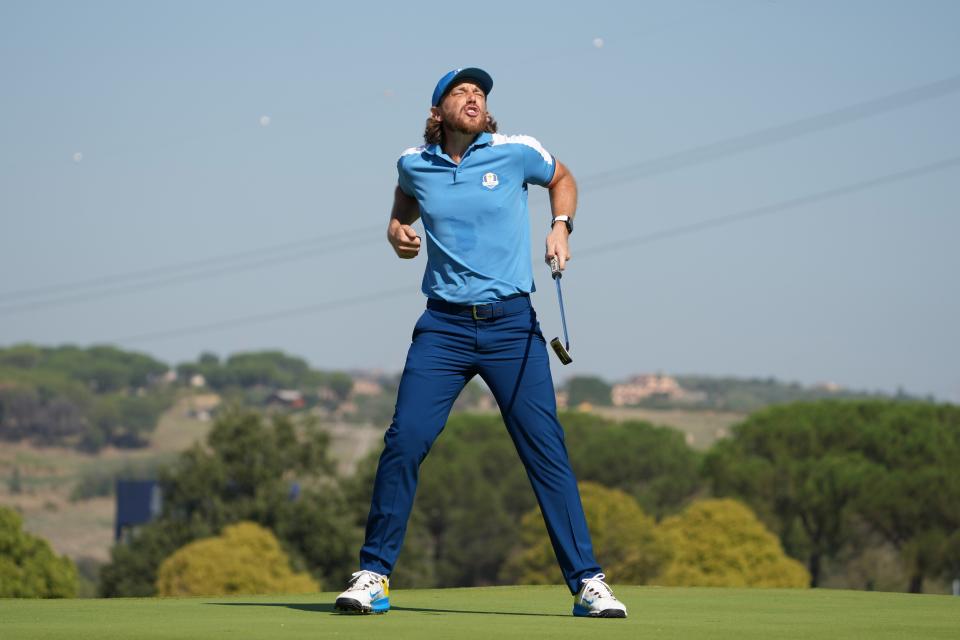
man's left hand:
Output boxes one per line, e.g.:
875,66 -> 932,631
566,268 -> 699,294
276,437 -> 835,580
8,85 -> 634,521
545,226 -> 570,271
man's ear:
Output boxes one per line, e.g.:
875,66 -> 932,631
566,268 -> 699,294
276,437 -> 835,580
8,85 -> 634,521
430,106 -> 442,123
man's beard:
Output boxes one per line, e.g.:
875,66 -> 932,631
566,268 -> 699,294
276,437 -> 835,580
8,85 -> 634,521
443,107 -> 488,136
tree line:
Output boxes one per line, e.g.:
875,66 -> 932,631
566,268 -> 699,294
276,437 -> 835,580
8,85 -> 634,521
0,344 -> 171,450
705,401 -> 960,592
0,345 -> 387,451
92,399 -> 959,597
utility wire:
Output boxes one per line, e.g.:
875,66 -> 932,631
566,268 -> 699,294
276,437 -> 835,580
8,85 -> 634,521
0,223 -> 382,304
113,155 -> 960,345
578,73 -> 960,189
577,155 -> 960,257
116,286 -> 413,344
0,232 -> 382,315
4,72 -> 958,311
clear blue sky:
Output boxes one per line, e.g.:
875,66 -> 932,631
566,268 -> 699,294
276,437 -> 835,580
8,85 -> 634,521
2,0 -> 958,401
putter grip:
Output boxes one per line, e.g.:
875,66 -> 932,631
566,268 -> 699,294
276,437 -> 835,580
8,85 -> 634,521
550,256 -> 561,280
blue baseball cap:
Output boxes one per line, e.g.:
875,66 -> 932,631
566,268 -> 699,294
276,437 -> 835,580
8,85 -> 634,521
431,67 -> 493,107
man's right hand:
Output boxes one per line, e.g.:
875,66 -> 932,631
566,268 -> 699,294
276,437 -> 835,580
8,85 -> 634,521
388,219 -> 421,259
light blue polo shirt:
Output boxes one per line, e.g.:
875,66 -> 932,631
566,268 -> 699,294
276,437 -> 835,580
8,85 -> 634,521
397,131 -> 557,305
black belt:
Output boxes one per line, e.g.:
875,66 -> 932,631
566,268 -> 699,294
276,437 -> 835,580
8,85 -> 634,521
427,294 -> 531,320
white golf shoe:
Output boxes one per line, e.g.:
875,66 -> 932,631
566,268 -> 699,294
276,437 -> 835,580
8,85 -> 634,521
572,573 -> 627,618
334,570 -> 390,614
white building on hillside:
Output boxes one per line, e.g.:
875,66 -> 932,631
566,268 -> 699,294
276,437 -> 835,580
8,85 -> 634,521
612,374 -> 687,406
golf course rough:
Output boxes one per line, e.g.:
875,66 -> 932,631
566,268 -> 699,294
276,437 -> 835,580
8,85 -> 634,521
1,585 -> 958,640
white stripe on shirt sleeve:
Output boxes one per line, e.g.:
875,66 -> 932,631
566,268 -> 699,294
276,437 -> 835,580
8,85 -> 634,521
490,133 -> 553,165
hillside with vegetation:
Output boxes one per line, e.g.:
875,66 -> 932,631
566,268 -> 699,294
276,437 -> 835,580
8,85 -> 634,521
562,373 -> 927,413
1,343 -> 957,599
0,345 -> 173,451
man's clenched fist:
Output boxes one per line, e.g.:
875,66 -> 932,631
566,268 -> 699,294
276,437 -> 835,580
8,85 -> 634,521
388,219 -> 421,259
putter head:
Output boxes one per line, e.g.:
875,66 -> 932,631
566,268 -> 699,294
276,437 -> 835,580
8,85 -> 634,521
550,337 -> 573,365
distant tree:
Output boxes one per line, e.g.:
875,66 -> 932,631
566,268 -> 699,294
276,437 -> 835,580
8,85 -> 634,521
0,345 -> 173,451
0,506 -> 78,598
0,373 -> 89,445
222,351 -> 310,389
656,499 -> 809,588
156,522 -> 319,596
342,411 -> 701,589
0,385 -> 41,442
566,376 -> 612,407
501,482 -> 666,585
704,400 -> 960,592
322,372 -> 355,405
86,389 -> 174,450
854,403 -> 960,593
0,344 -> 43,369
340,413 -> 532,588
407,413 -> 532,588
99,409 -> 352,596
100,518 -> 210,597
562,412 -> 702,518
703,402 -> 877,586
41,344 -> 167,391
174,362 -> 200,380
198,352 -> 220,367
940,529 -> 960,587
671,375 -> 921,413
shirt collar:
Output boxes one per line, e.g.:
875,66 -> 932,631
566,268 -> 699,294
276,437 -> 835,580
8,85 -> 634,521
426,132 -> 494,158
471,131 -> 494,148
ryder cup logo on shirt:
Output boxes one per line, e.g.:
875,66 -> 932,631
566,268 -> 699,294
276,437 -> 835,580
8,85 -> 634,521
482,172 -> 499,189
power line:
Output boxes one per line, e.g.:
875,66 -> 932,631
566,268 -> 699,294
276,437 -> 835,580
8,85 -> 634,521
5,72 -> 958,313
578,73 -> 960,189
0,231 -> 382,315
0,223 -> 382,304
113,155 -> 960,345
116,286 -> 413,344
577,155 -> 960,257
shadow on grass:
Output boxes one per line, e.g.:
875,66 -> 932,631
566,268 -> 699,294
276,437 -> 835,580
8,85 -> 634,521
207,602 -> 566,618
392,606 -> 567,618
209,602 -> 336,614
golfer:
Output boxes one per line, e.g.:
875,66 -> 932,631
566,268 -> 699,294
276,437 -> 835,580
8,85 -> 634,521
335,67 -> 627,618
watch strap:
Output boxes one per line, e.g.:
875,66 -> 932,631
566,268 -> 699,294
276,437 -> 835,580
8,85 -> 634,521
551,215 -> 573,234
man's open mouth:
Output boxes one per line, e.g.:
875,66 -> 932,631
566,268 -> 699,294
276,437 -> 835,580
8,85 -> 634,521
464,106 -> 481,117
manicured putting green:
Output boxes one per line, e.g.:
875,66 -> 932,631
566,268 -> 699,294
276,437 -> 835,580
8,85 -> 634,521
2,585 -> 958,639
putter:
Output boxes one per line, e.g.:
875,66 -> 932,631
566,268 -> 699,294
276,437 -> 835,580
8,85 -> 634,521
549,256 -> 573,365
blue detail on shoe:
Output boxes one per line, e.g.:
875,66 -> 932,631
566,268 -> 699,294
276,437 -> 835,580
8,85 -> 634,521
572,603 -> 592,617
371,596 -> 390,612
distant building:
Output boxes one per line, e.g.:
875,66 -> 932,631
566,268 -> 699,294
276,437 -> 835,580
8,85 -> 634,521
334,401 -> 359,418
351,378 -> 383,397
612,374 -> 688,406
268,389 -> 305,409
814,381 -> 843,393
186,393 -> 220,422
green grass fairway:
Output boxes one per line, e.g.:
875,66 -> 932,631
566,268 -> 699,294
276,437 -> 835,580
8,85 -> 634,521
2,586 -> 957,639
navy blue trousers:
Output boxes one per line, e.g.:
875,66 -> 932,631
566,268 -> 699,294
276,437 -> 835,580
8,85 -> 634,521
359,296 -> 601,594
